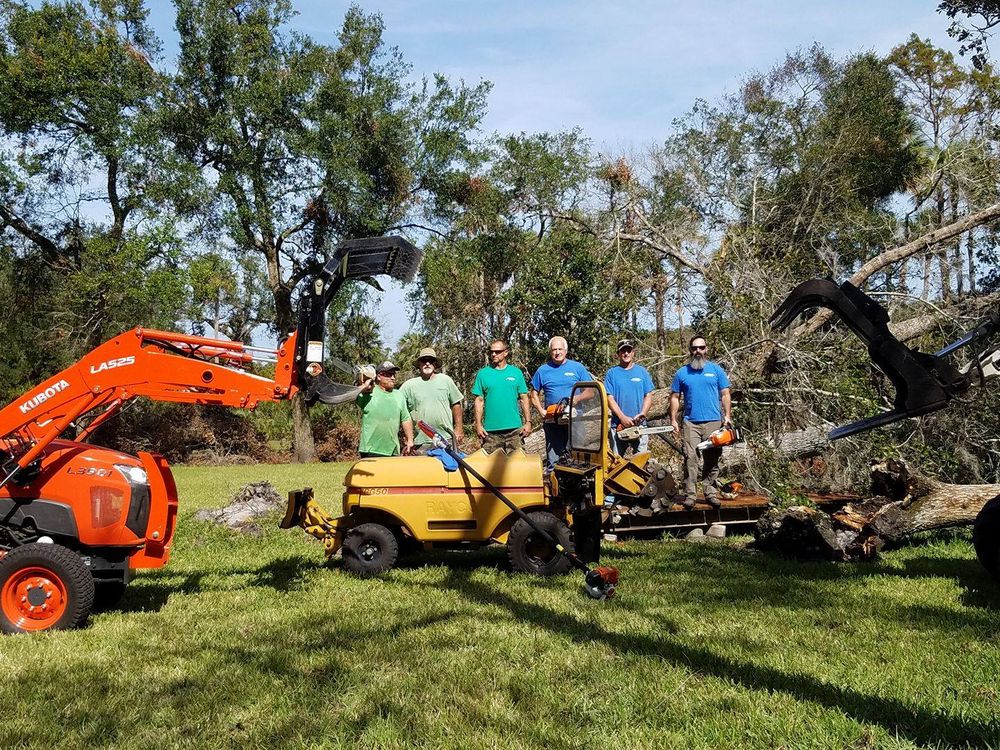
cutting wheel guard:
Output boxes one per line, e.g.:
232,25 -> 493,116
770,279 -> 985,439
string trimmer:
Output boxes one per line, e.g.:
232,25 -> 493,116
416,421 -> 619,599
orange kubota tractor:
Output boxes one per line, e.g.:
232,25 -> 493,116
0,237 -> 420,633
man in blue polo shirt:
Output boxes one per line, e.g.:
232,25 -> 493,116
605,337 -> 655,456
670,335 -> 732,509
530,336 -> 593,470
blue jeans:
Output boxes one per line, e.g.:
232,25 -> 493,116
542,423 -> 569,471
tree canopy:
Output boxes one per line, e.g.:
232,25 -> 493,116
0,1 -> 998,482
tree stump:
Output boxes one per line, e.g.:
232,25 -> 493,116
194,480 -> 284,534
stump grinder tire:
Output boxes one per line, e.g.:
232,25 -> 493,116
342,523 -> 399,577
507,512 -> 573,576
973,494 -> 1000,581
0,543 -> 95,634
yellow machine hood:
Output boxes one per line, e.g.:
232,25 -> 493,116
345,449 -> 544,491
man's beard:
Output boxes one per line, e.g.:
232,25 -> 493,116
690,354 -> 706,370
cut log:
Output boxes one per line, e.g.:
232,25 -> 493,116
860,459 -> 1000,542
754,459 -> 1000,561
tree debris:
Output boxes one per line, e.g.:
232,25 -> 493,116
194,481 -> 284,534
754,459 -> 1000,561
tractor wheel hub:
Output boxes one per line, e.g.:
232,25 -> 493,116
2,567 -> 68,628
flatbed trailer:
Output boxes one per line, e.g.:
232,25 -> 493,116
607,492 -> 858,537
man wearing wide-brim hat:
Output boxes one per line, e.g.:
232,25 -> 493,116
400,347 -> 464,451
356,360 -> 414,457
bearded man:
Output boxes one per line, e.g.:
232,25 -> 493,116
669,335 -> 732,509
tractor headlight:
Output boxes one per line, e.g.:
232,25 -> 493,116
114,464 -> 148,485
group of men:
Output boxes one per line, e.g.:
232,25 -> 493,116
354,333 -> 732,508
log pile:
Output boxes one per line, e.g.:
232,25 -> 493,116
754,459 -> 1000,561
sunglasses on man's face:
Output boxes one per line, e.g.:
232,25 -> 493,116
418,358 -> 436,365
619,347 -> 634,354
488,348 -> 507,355
690,345 -> 707,352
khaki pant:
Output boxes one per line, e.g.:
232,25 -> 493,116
682,419 -> 722,501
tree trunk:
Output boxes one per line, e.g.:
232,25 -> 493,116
792,201 -> 1000,337
291,392 -> 317,463
861,459 -> 1000,540
653,280 -> 668,385
270,273 -> 316,463
968,230 -> 977,294
755,459 -> 1000,561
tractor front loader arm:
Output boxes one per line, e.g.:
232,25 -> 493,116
771,278 -> 1000,439
0,235 -> 423,490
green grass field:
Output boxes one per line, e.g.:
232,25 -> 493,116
1,463 -> 998,749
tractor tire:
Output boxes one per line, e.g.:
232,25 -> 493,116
342,523 -> 399,577
973,494 -> 1000,581
0,543 -> 95,634
507,512 -> 573,576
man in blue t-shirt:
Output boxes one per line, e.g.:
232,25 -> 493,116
530,336 -> 593,470
604,338 -> 655,456
670,335 -> 732,509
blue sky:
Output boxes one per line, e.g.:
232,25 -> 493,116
149,1 -> 961,346
292,0 -> 957,150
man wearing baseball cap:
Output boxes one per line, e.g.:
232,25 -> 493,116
356,360 -> 414,457
400,347 -> 464,451
604,338 -> 655,456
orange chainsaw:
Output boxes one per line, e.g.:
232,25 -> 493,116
543,398 -> 574,425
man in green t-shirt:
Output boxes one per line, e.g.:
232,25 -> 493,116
472,339 -> 531,454
356,361 -> 414,457
400,347 -> 464,452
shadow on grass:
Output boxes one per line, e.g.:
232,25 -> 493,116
651,541 -> 1000,625
117,554 -> 320,614
392,538 -> 643,574
427,568 -> 1000,748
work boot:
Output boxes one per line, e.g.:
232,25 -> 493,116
682,497 -> 696,510
705,495 -> 722,509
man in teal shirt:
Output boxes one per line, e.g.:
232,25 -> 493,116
472,339 -> 531,453
400,347 -> 464,451
356,361 -> 414,457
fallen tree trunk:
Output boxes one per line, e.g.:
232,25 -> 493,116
522,387 -> 831,466
792,201 -> 1000,338
859,459 -> 1000,541
755,459 -> 1000,561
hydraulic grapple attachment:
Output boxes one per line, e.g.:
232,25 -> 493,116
770,279 -> 999,439
295,236 -> 422,406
